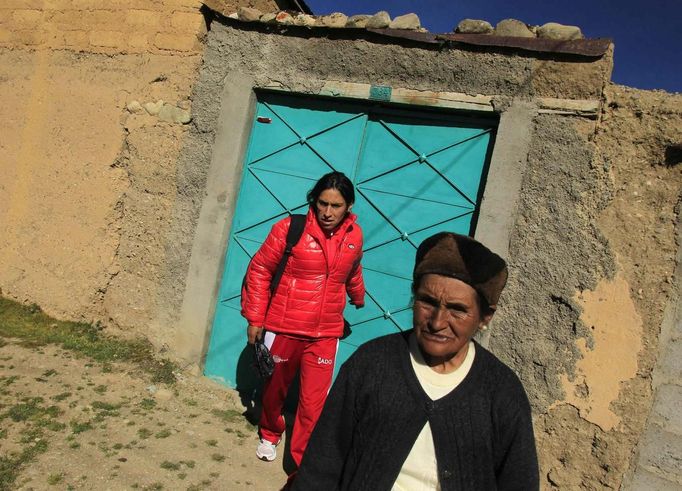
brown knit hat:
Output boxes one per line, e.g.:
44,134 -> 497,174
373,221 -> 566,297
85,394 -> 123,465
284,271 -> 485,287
413,232 -> 508,308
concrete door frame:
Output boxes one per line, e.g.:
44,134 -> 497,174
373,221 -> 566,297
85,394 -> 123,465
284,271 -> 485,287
174,72 -> 535,367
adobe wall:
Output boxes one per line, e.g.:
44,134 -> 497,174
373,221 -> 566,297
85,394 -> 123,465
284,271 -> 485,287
172,21 -> 680,488
0,0 -> 279,344
1,5 -> 679,487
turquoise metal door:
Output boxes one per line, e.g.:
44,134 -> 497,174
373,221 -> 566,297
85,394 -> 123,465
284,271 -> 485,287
204,93 -> 495,388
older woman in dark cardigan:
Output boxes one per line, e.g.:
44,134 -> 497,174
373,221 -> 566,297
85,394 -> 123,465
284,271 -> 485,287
292,232 -> 539,491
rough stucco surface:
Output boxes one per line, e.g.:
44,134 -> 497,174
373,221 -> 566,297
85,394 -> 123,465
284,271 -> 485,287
491,113 -> 616,410
493,88 -> 680,488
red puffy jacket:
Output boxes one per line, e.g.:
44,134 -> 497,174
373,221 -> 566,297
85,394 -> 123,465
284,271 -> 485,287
241,209 -> 365,338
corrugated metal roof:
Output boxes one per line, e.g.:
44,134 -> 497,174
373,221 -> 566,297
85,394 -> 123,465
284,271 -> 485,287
365,28 -> 610,57
438,33 -> 611,57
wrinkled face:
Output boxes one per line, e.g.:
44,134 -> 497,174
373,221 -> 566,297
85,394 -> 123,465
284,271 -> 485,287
413,274 -> 492,366
315,188 -> 350,233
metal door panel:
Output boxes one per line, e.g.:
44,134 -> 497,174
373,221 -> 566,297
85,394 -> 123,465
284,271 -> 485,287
303,114 -> 367,177
204,93 -> 496,388
355,121 -> 423,182
428,133 -> 491,202
383,119 -> 486,156
232,173 -> 292,230
248,104 -> 300,162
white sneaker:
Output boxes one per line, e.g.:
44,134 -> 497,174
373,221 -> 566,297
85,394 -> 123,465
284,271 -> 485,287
256,439 -> 277,462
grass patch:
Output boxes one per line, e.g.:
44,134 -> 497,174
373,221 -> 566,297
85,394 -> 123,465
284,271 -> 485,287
70,420 -> 93,434
139,398 -> 156,410
47,472 -> 64,485
137,428 -> 152,439
155,429 -> 172,439
51,392 -> 72,402
210,408 -> 242,423
210,453 -> 225,462
160,461 -> 181,471
0,297 -> 176,384
0,432 -> 49,488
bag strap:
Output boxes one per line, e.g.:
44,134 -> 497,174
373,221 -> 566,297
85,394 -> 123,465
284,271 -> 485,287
269,214 -> 306,295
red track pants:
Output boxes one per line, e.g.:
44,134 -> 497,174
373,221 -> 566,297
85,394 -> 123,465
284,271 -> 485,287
259,331 -> 338,466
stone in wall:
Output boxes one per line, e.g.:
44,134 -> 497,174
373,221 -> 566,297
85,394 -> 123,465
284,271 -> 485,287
318,12 -> 348,28
495,18 -> 534,37
293,14 -> 316,27
365,11 -> 391,29
346,14 -> 370,28
388,13 -> 420,30
537,22 -> 584,40
455,19 -> 494,34
237,7 -> 262,22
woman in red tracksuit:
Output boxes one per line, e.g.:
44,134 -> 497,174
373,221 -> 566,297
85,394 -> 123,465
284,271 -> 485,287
241,171 -> 365,469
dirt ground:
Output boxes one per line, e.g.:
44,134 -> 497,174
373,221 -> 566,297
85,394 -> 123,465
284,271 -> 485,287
0,339 -> 289,491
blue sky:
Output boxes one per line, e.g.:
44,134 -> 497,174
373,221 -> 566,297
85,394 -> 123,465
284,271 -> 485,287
305,0 -> 681,93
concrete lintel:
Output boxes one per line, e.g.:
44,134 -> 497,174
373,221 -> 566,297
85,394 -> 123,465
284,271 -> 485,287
263,79 -> 495,112
175,72 -> 257,364
537,97 -> 600,118
475,99 -> 536,347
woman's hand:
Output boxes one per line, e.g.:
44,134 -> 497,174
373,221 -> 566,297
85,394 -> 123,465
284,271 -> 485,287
247,325 -> 264,345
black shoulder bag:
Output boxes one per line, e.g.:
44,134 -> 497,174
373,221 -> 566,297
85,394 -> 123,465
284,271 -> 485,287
252,214 -> 306,379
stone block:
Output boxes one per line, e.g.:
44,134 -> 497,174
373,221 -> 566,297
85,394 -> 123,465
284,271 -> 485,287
201,0 -> 231,17
366,10 -> 390,29
495,18 -> 534,37
153,32 -> 197,51
0,28 -> 10,44
389,13 -> 420,30
170,11 -> 204,32
62,30 -> 88,48
12,9 -> 44,27
128,32 -> 149,49
88,9 -> 126,27
293,14 -> 316,27
2,0 -> 43,8
0,9 -> 12,24
49,10 -> 86,31
274,11 -> 293,25
143,100 -> 164,115
538,22 -> 583,40
89,30 -> 126,48
319,12 -> 347,28
125,9 -> 160,28
158,103 -> 192,124
237,7 -> 262,22
455,19 -> 493,34
12,29 -> 46,45
346,14 -> 369,28
260,12 -> 276,23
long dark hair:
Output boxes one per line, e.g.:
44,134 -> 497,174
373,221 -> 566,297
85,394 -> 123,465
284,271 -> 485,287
306,172 -> 355,207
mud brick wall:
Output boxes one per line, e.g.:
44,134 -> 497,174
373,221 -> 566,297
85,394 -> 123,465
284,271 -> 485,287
0,0 -> 207,54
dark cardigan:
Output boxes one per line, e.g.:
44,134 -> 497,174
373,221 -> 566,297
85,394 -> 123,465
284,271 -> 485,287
292,330 -> 539,491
